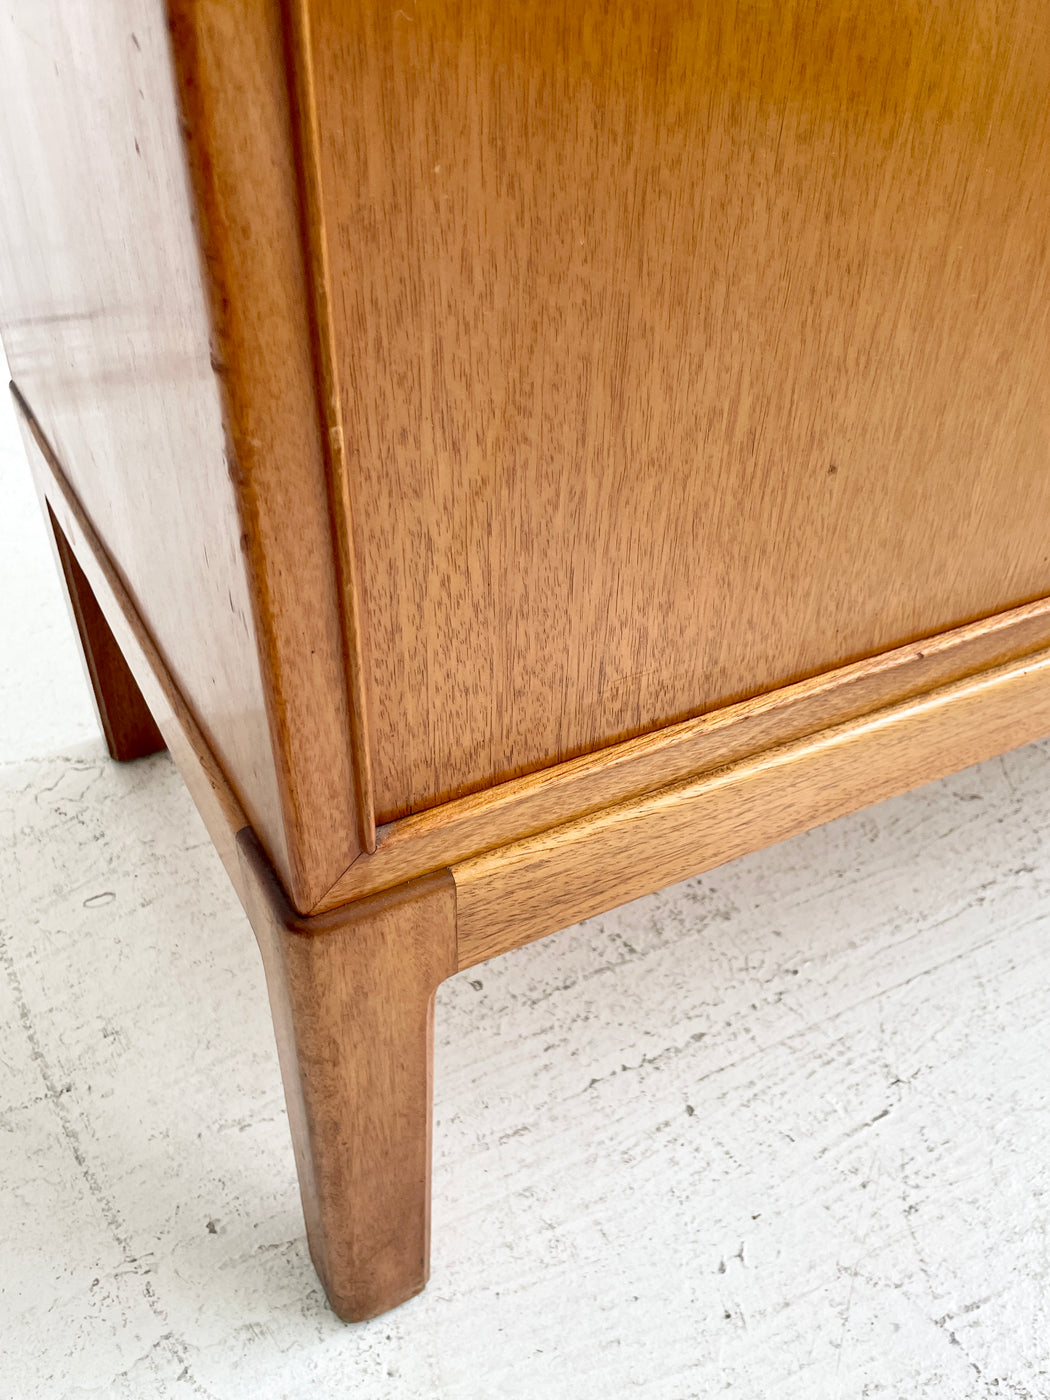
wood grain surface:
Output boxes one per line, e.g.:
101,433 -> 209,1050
0,1 -> 378,911
280,0 -> 378,855
0,1 -> 291,882
307,0 -> 1050,822
318,594 -> 1050,908
454,647 -> 1050,969
163,0 -> 368,904
16,393 -> 252,885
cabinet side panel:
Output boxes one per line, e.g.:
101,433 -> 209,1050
308,0 -> 1050,822
0,2 -> 290,878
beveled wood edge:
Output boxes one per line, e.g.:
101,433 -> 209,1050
453,647 -> 1050,970
166,0 -> 365,908
280,0 -> 377,853
238,823 -> 456,941
315,594 -> 1050,910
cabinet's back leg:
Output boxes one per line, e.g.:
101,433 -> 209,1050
239,832 -> 458,1321
49,508 -> 166,761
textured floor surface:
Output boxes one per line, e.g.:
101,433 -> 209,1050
2,371 -> 1050,1399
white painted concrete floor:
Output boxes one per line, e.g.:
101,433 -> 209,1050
2,369 -> 1050,1400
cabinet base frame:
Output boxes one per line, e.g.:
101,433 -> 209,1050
16,383 -> 1050,1319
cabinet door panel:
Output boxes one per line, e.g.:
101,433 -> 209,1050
309,0 -> 1050,822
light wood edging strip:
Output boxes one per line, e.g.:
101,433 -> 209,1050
453,650 -> 1050,970
280,0 -> 376,853
316,597 -> 1050,911
166,0 -> 362,910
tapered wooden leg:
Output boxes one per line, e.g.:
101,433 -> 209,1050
237,831 -> 458,1321
48,508 -> 166,761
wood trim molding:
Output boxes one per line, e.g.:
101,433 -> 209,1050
165,0 -> 364,909
280,0 -> 377,854
316,596 -> 1050,911
453,649 -> 1050,969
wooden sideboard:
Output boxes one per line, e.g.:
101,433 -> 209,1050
3,0 -> 1050,1321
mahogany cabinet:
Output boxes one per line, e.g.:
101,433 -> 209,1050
3,0 -> 1050,1320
